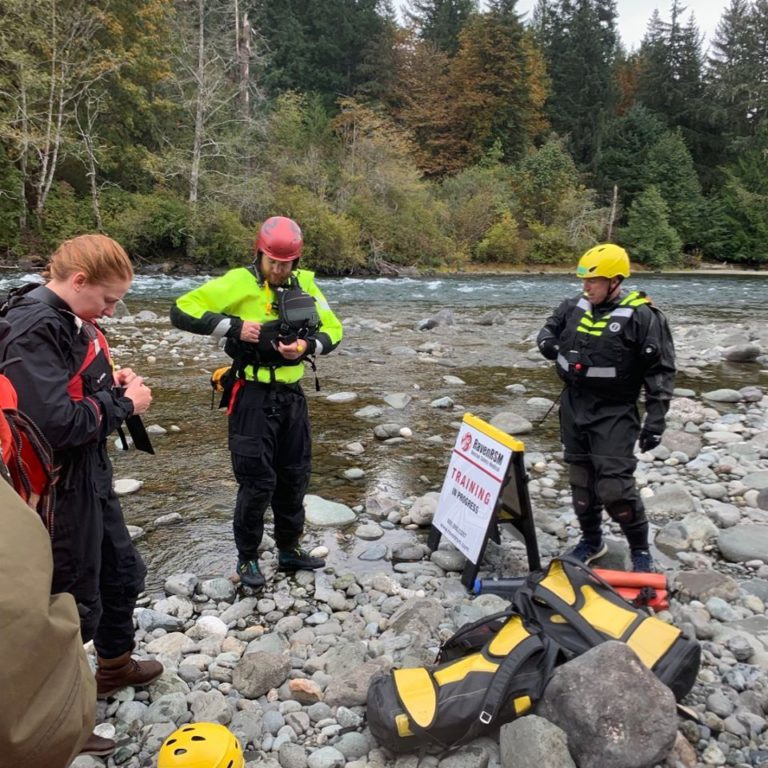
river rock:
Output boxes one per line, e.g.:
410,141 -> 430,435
702,388 -> 743,403
164,572 -> 198,597
499,716 -> 576,768
232,651 -> 291,698
723,344 -> 761,362
373,422 -> 403,439
114,478 -> 143,495
537,642 -> 677,768
303,495 -> 356,526
406,492 -> 440,526
644,483 -> 698,519
383,393 -> 411,409
126,525 -> 145,541
673,570 -> 741,602
718,525 -> 768,562
742,470 -> 768,491
662,429 -> 702,459
354,405 -> 382,419
489,411 -> 533,436
325,391 -> 358,404
355,522 -> 384,540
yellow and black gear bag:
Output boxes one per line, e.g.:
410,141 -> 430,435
512,556 -> 700,701
366,613 -> 559,753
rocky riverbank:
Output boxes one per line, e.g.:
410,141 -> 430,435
69,302 -> 768,768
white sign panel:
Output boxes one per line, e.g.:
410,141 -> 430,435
433,415 -> 514,562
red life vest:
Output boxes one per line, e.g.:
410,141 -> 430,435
0,372 -> 58,535
66,319 -> 115,403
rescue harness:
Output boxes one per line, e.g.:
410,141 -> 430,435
214,272 -> 322,409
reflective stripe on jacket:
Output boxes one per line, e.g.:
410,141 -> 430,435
171,267 -> 343,384
550,291 -> 658,399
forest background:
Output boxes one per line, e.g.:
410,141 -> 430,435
0,0 -> 766,274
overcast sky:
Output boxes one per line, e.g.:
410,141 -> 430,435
513,0 -> 731,51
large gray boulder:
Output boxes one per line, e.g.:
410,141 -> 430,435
536,642 -> 677,768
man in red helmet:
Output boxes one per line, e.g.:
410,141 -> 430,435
171,216 -> 343,589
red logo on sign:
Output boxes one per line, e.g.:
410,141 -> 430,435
461,432 -> 472,452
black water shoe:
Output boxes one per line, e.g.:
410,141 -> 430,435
278,546 -> 325,571
567,538 -> 608,565
237,558 -> 265,589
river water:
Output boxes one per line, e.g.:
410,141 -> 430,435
3,271 -> 766,591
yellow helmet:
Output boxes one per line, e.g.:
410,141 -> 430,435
157,723 -> 245,768
576,243 -> 630,279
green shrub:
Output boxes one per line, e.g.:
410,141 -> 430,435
190,204 -> 252,268
37,182 -> 96,251
526,222 -> 573,264
474,212 -> 523,263
272,186 -> 365,274
105,192 -> 190,260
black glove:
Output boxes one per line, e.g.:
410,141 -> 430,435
538,336 -> 559,361
638,429 -> 662,452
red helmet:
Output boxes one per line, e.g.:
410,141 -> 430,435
255,216 -> 303,262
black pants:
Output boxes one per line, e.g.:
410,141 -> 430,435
559,386 -> 649,551
52,445 -> 146,658
228,382 -> 312,560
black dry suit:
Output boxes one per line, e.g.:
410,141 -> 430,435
537,289 -> 676,551
0,284 -> 146,657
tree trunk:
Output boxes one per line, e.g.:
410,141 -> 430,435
78,98 -> 103,231
18,69 -> 29,232
189,0 -> 205,207
606,184 -> 618,241
238,12 -> 251,117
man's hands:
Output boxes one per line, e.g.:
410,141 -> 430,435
239,321 -> 262,343
638,429 -> 662,452
276,339 -> 308,361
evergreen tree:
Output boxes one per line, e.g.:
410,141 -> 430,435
703,123 -> 768,264
405,0 -> 478,55
707,0 -> 768,143
635,1 -> 707,158
254,0 -> 390,109
447,2 -> 548,168
640,129 -> 705,248
620,185 -> 682,268
534,0 -> 619,172
596,104 -> 667,209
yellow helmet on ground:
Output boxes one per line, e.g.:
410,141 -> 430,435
158,723 -> 245,768
576,243 -> 630,279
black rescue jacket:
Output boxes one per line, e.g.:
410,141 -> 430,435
537,289 -> 676,434
0,285 -> 134,468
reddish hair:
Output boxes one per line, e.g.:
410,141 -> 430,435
43,234 -> 134,284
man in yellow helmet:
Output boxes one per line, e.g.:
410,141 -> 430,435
536,244 -> 675,572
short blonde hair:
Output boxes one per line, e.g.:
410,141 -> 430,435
44,234 -> 134,284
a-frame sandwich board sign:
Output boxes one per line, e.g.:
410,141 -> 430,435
428,412 -> 540,590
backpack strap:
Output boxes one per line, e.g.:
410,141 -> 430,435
435,606 -> 518,663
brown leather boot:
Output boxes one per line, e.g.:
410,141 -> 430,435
80,732 -> 117,756
95,650 -> 163,698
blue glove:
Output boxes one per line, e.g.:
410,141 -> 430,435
639,429 -> 662,452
